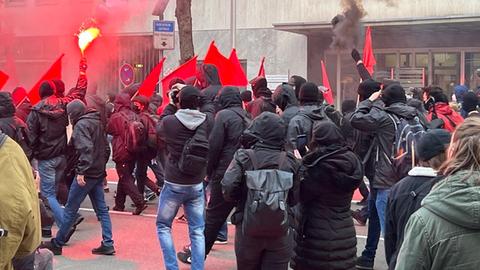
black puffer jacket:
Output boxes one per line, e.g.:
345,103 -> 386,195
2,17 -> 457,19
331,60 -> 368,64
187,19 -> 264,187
273,84 -> 300,127
222,112 -> 300,224
27,77 -> 86,160
71,110 -> 110,179
207,87 -> 251,181
293,122 -> 363,270
351,100 -> 418,189
0,93 -> 31,159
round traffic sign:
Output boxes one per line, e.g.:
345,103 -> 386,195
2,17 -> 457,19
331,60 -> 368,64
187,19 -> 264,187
120,63 -> 134,87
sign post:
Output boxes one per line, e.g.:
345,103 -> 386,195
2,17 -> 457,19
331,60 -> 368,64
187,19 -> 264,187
153,20 -> 175,50
120,63 -> 134,87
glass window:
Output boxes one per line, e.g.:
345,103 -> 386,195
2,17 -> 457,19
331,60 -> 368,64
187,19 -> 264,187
415,53 -> 428,67
374,53 -> 396,82
465,52 -> 480,91
400,53 -> 412,68
432,53 -> 460,99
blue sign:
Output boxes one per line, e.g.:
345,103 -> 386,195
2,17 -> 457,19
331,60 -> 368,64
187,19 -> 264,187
154,20 -> 175,33
120,63 -> 134,87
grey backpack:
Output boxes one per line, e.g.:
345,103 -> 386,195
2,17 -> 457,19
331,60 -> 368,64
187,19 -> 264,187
242,150 -> 293,238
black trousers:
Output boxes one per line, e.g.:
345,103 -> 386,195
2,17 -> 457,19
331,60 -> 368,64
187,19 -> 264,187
235,228 -> 293,270
115,161 -> 144,209
135,158 -> 159,195
204,179 -> 235,255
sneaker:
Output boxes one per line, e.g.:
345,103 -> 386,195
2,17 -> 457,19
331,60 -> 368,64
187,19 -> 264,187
352,209 -> 367,226
356,255 -> 374,270
144,192 -> 156,202
112,206 -> 124,212
40,239 -> 62,255
42,229 -> 52,238
177,249 -> 192,265
214,239 -> 228,245
92,243 -> 116,255
133,203 -> 148,215
104,186 -> 110,193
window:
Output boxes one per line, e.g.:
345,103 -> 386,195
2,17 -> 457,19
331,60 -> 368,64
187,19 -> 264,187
432,53 -> 460,98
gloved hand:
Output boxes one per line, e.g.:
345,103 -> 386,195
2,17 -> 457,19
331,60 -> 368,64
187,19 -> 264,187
79,57 -> 88,74
351,49 -> 362,63
169,89 -> 180,106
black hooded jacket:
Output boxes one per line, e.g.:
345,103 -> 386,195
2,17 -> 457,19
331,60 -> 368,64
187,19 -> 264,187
26,77 -> 86,160
293,122 -> 363,270
207,87 -> 251,181
222,112 -> 300,225
0,94 -> 31,159
273,84 -> 300,127
351,100 -> 418,189
71,110 -> 110,179
199,64 -> 222,103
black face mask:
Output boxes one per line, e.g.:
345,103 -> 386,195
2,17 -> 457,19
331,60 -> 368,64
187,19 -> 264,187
424,97 -> 435,111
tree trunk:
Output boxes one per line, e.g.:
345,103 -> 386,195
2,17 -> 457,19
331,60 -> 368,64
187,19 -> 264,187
175,0 -> 194,64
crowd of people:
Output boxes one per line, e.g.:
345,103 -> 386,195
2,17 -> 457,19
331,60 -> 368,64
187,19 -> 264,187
1,48 -> 480,270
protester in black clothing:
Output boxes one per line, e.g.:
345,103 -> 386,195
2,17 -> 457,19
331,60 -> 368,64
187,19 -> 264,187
246,76 -> 276,118
385,129 -> 450,270
222,112 -> 300,270
106,93 -> 146,215
288,75 -> 307,99
177,86 -> 251,264
293,121 -> 363,270
272,83 -> 300,127
351,84 -> 419,269
351,49 -> 374,81
461,91 -> 479,118
11,86 -> 32,123
240,89 -> 253,109
0,92 -> 31,159
131,95 -> 160,197
85,83 -> 108,128
197,64 -> 222,104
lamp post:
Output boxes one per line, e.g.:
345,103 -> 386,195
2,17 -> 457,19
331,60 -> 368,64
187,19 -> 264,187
230,0 -> 236,49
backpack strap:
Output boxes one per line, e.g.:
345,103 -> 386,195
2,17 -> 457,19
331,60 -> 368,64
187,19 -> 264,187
443,114 -> 457,129
227,108 -> 248,128
0,131 -> 6,148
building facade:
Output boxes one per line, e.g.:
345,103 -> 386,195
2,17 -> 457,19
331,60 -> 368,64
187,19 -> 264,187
1,0 -> 480,104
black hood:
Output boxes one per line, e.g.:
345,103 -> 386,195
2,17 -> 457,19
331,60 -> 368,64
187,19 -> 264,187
218,86 -> 242,109
247,112 -> 286,148
32,96 -> 67,119
122,83 -> 141,98
67,99 -> 87,125
78,110 -> 101,123
311,120 -> 345,147
302,105 -> 327,121
0,93 -> 15,118
385,102 -> 417,120
114,93 -> 132,112
199,64 -> 221,88
272,84 -> 298,111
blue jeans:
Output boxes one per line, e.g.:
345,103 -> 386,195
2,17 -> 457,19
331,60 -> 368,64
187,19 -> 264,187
217,222 -> 228,241
38,156 -> 66,229
361,187 -> 390,261
54,177 -> 114,247
156,182 -> 205,270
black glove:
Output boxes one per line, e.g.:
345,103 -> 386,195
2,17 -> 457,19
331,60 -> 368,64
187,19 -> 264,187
351,49 -> 362,62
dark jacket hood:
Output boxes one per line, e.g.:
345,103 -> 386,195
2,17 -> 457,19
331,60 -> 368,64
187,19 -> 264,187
32,96 -> 67,119
311,120 -> 345,147
422,171 -> 480,229
0,93 -> 15,118
218,86 -> 242,109
77,110 -> 101,124
385,102 -> 417,120
302,105 -> 328,121
273,84 -> 298,111
199,64 -> 221,87
67,99 -> 87,125
247,112 -> 286,148
114,93 -> 132,112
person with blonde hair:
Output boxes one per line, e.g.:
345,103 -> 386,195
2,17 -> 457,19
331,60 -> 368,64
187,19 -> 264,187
396,117 -> 480,270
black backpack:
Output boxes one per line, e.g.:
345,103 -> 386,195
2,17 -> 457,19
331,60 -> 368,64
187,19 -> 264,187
120,111 -> 146,155
178,121 -> 209,175
242,150 -> 293,238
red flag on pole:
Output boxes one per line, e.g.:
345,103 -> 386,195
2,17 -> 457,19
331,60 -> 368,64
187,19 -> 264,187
137,57 -> 166,98
0,71 -> 9,91
28,54 -> 64,105
161,56 -> 198,103
362,26 -> 376,76
204,41 -> 236,85
257,57 -> 266,77
228,49 -> 248,86
321,60 -> 334,105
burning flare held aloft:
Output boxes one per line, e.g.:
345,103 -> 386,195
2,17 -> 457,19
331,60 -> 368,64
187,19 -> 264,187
77,25 -> 101,56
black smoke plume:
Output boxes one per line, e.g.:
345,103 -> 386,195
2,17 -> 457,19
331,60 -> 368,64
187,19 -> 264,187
330,0 -> 367,51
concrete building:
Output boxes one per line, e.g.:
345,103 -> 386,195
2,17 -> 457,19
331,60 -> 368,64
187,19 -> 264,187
1,0 -> 480,105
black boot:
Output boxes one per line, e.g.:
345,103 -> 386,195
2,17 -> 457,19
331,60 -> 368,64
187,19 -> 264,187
92,243 -> 116,255
40,239 -> 62,255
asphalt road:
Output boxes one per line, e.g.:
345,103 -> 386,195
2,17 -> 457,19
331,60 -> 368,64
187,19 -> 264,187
51,182 -> 388,270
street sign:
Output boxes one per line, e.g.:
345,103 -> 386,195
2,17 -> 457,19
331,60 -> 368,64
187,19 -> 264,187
120,63 -> 134,87
153,20 -> 175,50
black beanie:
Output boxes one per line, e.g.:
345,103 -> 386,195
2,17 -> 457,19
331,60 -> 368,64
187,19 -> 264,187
416,129 -> 451,161
240,90 -> 253,103
179,86 -> 202,109
0,92 -> 15,117
168,77 -> 185,90
462,91 -> 479,113
52,79 -> 65,96
39,81 -> 55,99
358,79 -> 381,101
299,82 -> 319,104
382,84 -> 406,106
250,76 -> 270,98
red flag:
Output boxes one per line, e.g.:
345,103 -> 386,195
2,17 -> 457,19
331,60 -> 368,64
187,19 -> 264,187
204,41 -> 236,85
257,57 -> 266,77
362,26 -> 376,75
136,57 -> 166,98
0,71 -> 9,91
161,56 -> 198,103
321,60 -> 334,105
28,54 -> 64,105
228,49 -> 248,86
